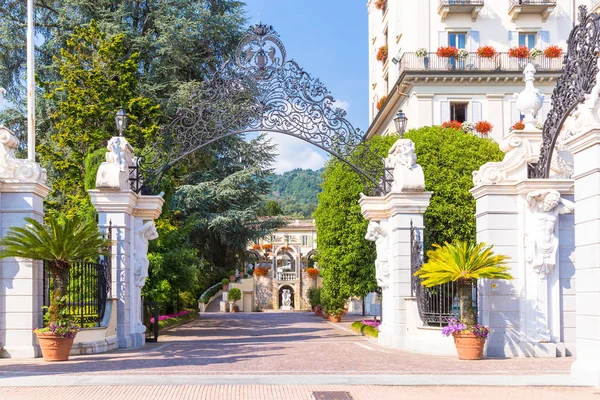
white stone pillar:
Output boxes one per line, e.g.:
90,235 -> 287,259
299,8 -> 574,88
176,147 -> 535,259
0,127 -> 49,358
360,139 -> 431,348
89,137 -> 163,349
566,128 -> 600,386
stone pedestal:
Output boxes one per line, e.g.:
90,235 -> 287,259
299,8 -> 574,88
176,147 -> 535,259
89,137 -> 163,349
566,128 -> 600,386
360,191 -> 431,348
0,126 -> 49,358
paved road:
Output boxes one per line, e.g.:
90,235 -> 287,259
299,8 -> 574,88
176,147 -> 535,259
0,311 -> 595,399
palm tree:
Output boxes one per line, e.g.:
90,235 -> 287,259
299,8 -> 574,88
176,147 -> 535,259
414,241 -> 512,326
0,215 -> 109,324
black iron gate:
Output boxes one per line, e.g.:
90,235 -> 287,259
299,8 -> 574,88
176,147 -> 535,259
410,221 -> 476,327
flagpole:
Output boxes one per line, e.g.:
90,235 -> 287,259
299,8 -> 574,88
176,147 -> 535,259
27,0 -> 35,161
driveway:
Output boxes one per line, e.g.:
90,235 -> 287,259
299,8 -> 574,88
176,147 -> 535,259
0,311 -> 574,377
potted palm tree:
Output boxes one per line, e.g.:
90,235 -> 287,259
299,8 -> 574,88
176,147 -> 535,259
414,241 -> 512,360
0,215 -> 109,361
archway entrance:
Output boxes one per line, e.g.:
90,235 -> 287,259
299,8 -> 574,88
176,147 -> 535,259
131,24 -> 392,197
278,285 -> 295,310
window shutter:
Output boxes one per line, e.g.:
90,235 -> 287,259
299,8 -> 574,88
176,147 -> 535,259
541,100 -> 552,121
439,31 -> 448,47
441,101 -> 450,123
509,31 -> 518,47
539,31 -> 550,49
511,100 -> 521,124
470,31 -> 480,52
472,101 -> 482,122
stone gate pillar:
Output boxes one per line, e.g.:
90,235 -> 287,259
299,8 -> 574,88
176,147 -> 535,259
0,126 -> 49,358
566,127 -> 600,386
360,139 -> 431,348
89,137 -> 163,348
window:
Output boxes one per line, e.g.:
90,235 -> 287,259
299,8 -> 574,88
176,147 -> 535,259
450,102 -> 468,123
448,32 -> 467,49
302,235 -> 309,246
519,33 -> 536,49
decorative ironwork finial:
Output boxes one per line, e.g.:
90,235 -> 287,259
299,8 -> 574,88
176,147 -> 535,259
578,5 -> 588,24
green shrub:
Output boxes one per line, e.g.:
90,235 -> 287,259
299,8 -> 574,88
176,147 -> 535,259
157,311 -> 199,332
199,282 -> 223,304
307,287 -> 321,308
350,321 -> 379,338
228,288 -> 241,303
228,270 -> 236,276
222,278 -> 230,285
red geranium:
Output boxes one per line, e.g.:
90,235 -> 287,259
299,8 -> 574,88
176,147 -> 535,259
375,0 -> 387,10
442,120 -> 462,130
252,244 -> 261,250
376,95 -> 388,111
508,46 -> 530,59
376,45 -> 388,62
306,268 -> 320,278
477,45 -> 497,58
254,267 -> 269,277
511,120 -> 525,131
436,46 -> 459,58
544,45 -> 563,59
474,121 -> 493,135
261,243 -> 273,250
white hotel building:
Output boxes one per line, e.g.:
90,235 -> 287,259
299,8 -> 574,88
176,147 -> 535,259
366,0 -> 597,142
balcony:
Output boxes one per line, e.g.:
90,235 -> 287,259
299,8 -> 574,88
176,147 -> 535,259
398,52 -> 563,76
438,0 -> 484,22
277,272 -> 297,281
508,0 -> 556,22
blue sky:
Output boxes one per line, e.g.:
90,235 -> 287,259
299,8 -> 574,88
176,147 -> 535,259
244,0 -> 368,173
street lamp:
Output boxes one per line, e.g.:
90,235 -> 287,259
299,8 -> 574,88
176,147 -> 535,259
393,109 -> 408,138
115,109 -> 128,136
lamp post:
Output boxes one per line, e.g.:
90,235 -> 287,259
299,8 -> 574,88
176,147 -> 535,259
393,110 -> 408,138
115,109 -> 128,136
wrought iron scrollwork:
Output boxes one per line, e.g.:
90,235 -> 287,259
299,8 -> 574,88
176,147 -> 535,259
533,5 -> 600,178
136,24 -> 387,195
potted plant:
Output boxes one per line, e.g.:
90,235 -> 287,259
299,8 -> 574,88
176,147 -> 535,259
228,288 -> 241,313
254,266 -> 268,277
0,215 -> 109,361
376,95 -> 388,111
306,267 -> 320,280
375,0 -> 386,10
442,120 -> 462,130
327,308 -> 345,323
511,120 -> 525,131
476,45 -> 497,59
474,121 -> 493,137
228,269 -> 236,282
252,244 -> 261,250
530,48 -> 543,59
544,45 -> 563,59
261,243 -> 273,251
508,45 -> 530,59
307,287 -> 321,311
461,122 -> 474,134
436,46 -> 458,58
416,48 -> 429,68
222,278 -> 230,290
376,45 -> 388,63
313,304 -> 324,316
414,241 -> 512,360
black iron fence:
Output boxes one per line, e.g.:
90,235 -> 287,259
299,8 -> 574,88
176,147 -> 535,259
410,222 -> 477,327
399,52 -> 563,75
510,0 -> 556,6
439,0 -> 484,5
43,258 -> 111,328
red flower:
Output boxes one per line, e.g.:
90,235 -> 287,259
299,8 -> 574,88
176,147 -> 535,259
508,46 -> 530,59
252,244 -> 261,250
477,45 -> 497,58
511,120 -> 525,131
544,45 -> 563,59
376,95 -> 388,111
376,45 -> 388,62
254,267 -> 269,277
375,0 -> 387,10
442,120 -> 462,130
261,243 -> 273,250
474,121 -> 493,134
436,46 -> 459,58
306,268 -> 320,278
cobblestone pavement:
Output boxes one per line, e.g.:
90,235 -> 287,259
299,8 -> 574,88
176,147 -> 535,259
1,385 -> 599,400
0,312 -> 574,377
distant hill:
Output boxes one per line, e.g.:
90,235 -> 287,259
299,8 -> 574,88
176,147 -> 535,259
268,168 -> 323,218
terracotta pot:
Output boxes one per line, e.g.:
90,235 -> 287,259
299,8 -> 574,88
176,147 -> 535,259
36,332 -> 76,362
453,331 -> 485,360
231,305 -> 239,313
328,315 -> 342,323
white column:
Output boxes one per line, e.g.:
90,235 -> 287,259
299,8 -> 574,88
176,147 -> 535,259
566,128 -> 600,386
89,137 -> 163,349
0,127 -> 48,358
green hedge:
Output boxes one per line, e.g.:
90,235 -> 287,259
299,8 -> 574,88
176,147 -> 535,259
350,321 -> 379,338
199,282 -> 223,304
157,311 -> 199,332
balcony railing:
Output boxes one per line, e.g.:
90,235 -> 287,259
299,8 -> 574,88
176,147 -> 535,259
277,272 -> 297,281
398,52 -> 563,75
438,0 -> 484,21
508,0 -> 556,22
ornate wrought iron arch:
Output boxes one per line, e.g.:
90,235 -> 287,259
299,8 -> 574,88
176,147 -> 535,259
135,24 -> 388,195
533,6 -> 600,178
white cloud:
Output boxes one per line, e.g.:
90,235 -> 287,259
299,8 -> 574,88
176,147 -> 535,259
333,98 -> 350,112
265,133 -> 328,173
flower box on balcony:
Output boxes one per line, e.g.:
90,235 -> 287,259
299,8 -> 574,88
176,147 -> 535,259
376,95 -> 388,111
544,45 -> 563,59
376,45 -> 388,62
511,120 -> 525,131
508,46 -> 530,59
474,121 -> 493,137
477,45 -> 497,58
442,120 -> 463,130
436,46 -> 459,58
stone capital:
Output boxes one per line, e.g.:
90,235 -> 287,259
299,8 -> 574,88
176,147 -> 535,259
565,127 -> 600,155
134,195 -> 165,220
88,190 -> 138,215
360,191 -> 432,221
